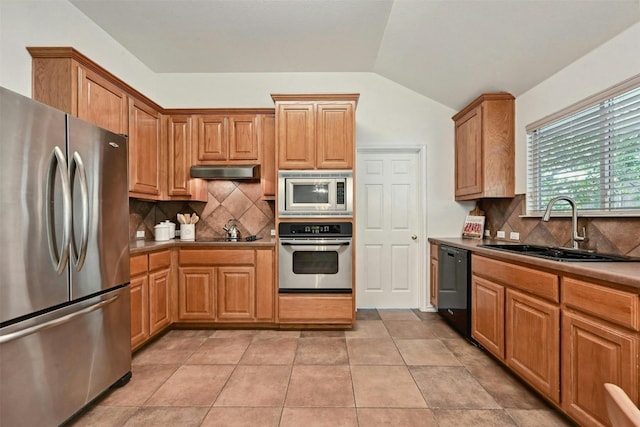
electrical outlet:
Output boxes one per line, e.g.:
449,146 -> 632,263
510,231 -> 520,241
136,230 -> 145,239
484,230 -> 491,238
270,229 -> 276,237
496,230 -> 506,239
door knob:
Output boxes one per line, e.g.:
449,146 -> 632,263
411,234 -> 418,240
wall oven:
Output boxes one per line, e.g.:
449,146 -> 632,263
278,222 -> 352,293
278,170 -> 353,217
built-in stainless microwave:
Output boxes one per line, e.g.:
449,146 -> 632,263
278,170 -> 353,217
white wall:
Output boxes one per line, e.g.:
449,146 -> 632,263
0,0 -> 470,241
515,22 -> 640,194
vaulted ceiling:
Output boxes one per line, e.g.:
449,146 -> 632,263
69,0 -> 640,110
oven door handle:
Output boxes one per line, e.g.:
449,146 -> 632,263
280,240 -> 351,247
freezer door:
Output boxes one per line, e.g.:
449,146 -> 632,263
0,285 -> 131,426
0,87 -> 70,323
68,116 -> 130,300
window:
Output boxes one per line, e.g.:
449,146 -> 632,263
526,75 -> 640,215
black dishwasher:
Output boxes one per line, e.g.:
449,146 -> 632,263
438,245 -> 473,342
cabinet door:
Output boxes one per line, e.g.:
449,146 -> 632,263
178,267 -> 216,320
255,249 -> 275,321
166,115 -> 192,197
430,257 -> 438,308
506,289 -> 560,403
217,267 -> 255,321
149,267 -> 171,335
130,274 -> 149,350
562,310 -> 638,426
316,103 -> 354,169
195,115 -> 228,163
454,105 -> 482,199
129,98 -> 161,197
260,114 -> 276,199
471,275 -> 505,358
276,103 -> 315,169
228,115 -> 258,161
78,67 -> 127,135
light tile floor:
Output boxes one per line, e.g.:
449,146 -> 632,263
68,309 -> 575,426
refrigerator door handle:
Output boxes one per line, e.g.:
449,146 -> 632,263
46,146 -> 72,274
0,294 -> 120,344
70,151 -> 89,271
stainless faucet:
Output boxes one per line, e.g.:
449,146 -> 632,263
542,196 -> 585,249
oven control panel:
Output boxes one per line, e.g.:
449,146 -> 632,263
279,222 -> 352,237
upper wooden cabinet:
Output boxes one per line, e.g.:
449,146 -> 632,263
29,47 -> 128,134
193,114 -> 259,164
78,67 -> 128,134
165,114 -> 207,201
128,97 -> 162,198
260,114 -> 276,199
452,93 -> 515,200
271,94 -> 358,170
28,47 -> 222,201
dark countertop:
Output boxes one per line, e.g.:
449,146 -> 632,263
428,237 -> 640,291
130,237 -> 276,254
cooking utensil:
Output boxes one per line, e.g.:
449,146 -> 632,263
223,218 -> 241,241
191,215 -> 199,224
184,213 -> 191,224
177,213 -> 186,224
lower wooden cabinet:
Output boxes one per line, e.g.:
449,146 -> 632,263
129,249 -> 171,350
217,267 -> 255,321
148,265 -> 171,335
178,267 -> 216,321
429,243 -> 439,308
506,288 -> 560,403
471,253 -> 640,426
177,248 -> 275,323
561,277 -> 639,427
278,294 -> 353,325
562,310 -> 638,426
129,273 -> 149,349
471,275 -> 505,358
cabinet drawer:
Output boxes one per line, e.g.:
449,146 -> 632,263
278,294 -> 353,324
562,277 -> 639,331
473,255 -> 559,302
179,249 -> 255,266
130,254 -> 148,276
149,250 -> 171,271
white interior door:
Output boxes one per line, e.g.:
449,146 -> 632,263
356,148 -> 426,309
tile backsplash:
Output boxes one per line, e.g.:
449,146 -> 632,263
129,181 -> 275,241
478,194 -> 640,257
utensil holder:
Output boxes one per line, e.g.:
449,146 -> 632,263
180,223 -> 195,241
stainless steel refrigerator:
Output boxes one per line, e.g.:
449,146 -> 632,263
0,87 -> 131,426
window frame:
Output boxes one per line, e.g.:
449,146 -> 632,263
525,74 -> 640,217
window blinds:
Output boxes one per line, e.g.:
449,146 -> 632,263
527,80 -> 640,215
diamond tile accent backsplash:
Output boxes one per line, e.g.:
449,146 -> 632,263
478,194 -> 640,257
129,181 -> 274,241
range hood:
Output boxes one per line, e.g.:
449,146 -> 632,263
190,165 -> 260,180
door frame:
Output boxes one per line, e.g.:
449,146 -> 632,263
356,146 -> 429,311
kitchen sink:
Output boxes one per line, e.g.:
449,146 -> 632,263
479,243 -> 637,262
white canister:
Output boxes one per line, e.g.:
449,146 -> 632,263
163,220 -> 176,239
154,223 -> 170,241
180,223 -> 195,241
